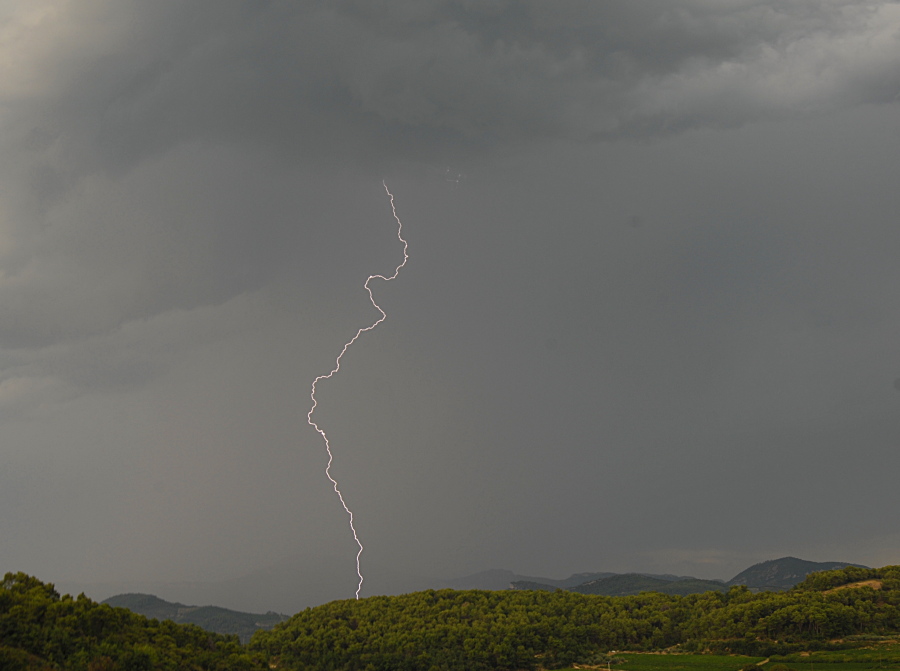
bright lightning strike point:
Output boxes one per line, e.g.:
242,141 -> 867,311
307,181 -> 409,600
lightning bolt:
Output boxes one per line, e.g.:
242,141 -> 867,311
307,180 -> 409,600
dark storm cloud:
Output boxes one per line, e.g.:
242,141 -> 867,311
10,1 -> 900,171
2,0 -> 900,607
3,0 -> 898,357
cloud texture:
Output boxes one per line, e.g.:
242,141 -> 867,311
1,0 -> 900,611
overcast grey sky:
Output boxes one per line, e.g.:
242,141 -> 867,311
2,0 -> 900,613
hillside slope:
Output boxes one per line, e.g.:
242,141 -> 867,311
250,565 -> 900,671
728,557 -> 868,591
0,572 -> 267,671
569,573 -> 726,597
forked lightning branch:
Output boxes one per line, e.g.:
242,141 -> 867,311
307,181 -> 409,599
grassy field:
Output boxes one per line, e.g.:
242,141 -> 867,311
770,641 -> 900,670
614,654 -> 764,671
768,665 -> 899,670
560,653 -> 764,671
557,644 -> 900,671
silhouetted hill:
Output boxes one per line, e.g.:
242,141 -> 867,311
548,572 -> 619,588
567,573 -> 726,597
442,569 -> 615,591
506,557 -> 867,597
570,573 -> 671,596
441,569 -> 523,590
727,557 -> 868,591
654,578 -> 728,596
103,593 -> 287,643
509,580 -> 560,591
102,593 -> 182,619
58,550 -> 435,614
510,573 -> 726,595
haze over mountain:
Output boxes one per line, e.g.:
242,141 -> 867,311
570,575 -> 728,597
441,569 -> 617,592
101,593 -> 287,644
61,553 -> 442,615
501,557 -> 867,597
96,556 -> 866,615
727,557 -> 868,591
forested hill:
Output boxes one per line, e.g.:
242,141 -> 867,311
574,574 -> 727,596
5,566 -> 900,671
512,573 -> 727,597
250,565 -> 900,670
0,572 -> 267,671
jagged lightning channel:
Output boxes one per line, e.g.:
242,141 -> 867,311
307,181 -> 409,600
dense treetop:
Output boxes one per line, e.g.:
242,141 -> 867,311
0,572 -> 266,671
250,565 -> 900,670
4,565 -> 900,671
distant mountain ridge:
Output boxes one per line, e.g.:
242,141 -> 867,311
102,593 -> 287,643
491,557 -> 868,597
571,574 -> 727,597
103,557 -> 870,625
441,569 -> 616,591
727,557 -> 867,591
